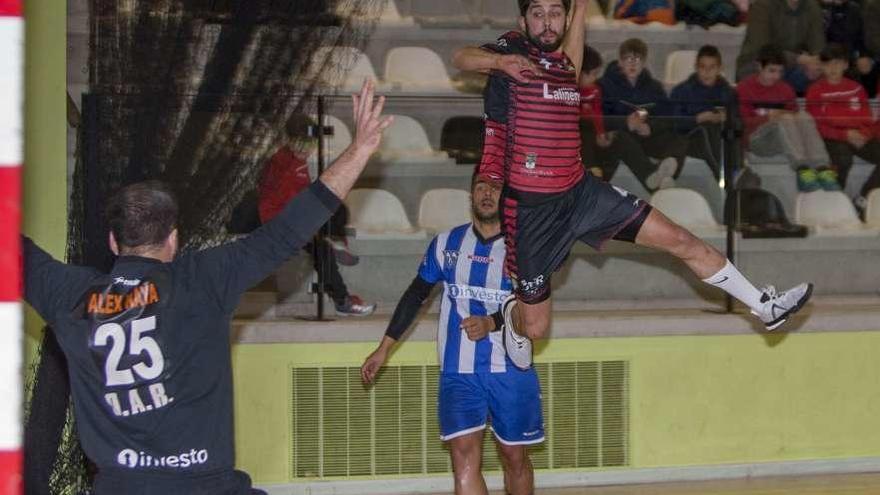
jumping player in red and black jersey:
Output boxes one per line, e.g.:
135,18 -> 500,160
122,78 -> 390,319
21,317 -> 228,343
453,0 -> 814,369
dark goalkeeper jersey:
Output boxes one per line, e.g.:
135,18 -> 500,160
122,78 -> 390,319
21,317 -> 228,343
478,30 -> 584,199
23,181 -> 340,493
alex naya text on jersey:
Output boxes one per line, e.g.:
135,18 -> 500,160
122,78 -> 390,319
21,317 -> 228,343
86,280 -> 175,419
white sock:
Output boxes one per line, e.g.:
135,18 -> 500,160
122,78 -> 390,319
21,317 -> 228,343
702,260 -> 764,311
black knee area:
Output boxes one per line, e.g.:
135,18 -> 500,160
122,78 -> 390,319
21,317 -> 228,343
613,204 -> 652,243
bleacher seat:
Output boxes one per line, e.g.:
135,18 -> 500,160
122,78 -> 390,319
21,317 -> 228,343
379,114 -> 454,164
664,50 -> 696,86
482,0 -> 519,28
418,188 -> 471,232
865,189 -> 880,228
309,46 -> 379,93
378,0 -> 415,25
410,0 -> 482,28
345,188 -> 426,239
650,188 -> 725,237
384,47 -> 458,92
794,191 -> 878,236
440,116 -> 483,164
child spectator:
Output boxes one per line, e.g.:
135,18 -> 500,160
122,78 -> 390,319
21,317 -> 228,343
671,45 -> 736,180
806,43 -> 880,215
259,113 -> 376,316
579,45 -> 616,180
737,44 -> 837,192
820,0 -> 878,98
599,38 -> 689,191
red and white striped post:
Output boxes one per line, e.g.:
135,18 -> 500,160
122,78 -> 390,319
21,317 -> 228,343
0,0 -> 23,493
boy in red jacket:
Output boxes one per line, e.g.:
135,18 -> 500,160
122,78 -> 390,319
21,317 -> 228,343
259,113 -> 376,316
807,43 -> 880,214
737,44 -> 835,192
579,45 -> 615,180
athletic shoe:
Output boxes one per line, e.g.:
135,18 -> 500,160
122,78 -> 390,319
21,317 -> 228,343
645,157 -> 678,191
501,295 -> 533,370
335,295 -> 376,317
816,167 -> 841,191
796,167 -> 821,193
328,238 -> 359,266
751,283 -> 813,331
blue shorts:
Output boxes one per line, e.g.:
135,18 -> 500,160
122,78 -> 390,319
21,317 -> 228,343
438,368 -> 544,446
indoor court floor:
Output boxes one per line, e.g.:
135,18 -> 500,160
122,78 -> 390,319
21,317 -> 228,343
433,472 -> 880,494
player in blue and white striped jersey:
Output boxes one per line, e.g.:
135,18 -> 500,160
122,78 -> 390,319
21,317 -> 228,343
361,175 -> 543,495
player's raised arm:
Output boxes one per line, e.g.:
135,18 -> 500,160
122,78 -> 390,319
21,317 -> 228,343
319,79 -> 393,200
563,0 -> 587,77
452,46 -> 540,83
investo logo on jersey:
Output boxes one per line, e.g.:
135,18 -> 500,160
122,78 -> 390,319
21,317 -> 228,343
117,447 -> 209,469
447,284 -> 508,304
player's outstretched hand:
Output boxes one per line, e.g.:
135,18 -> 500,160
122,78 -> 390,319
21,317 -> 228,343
461,316 -> 494,341
497,54 -> 542,83
351,79 -> 394,156
361,347 -> 388,385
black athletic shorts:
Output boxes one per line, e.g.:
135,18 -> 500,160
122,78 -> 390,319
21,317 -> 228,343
501,174 -> 651,304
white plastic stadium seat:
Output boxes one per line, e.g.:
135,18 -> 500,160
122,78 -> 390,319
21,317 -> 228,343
650,188 -> 725,237
378,114 -> 453,164
345,189 -> 426,239
794,190 -> 877,236
410,0 -> 482,28
864,189 -> 880,228
308,46 -> 379,93
377,0 -> 415,26
384,47 -> 457,92
418,189 -> 471,233
664,50 -> 697,86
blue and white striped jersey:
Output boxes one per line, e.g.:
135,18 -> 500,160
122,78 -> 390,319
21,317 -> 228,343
419,224 -> 512,374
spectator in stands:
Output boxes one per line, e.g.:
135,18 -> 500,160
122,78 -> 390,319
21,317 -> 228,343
735,0 -> 825,95
671,44 -> 735,180
820,0 -> 878,97
579,45 -> 616,180
737,44 -> 838,192
863,0 -> 880,97
806,43 -> 880,216
599,38 -> 689,191
258,113 -> 376,316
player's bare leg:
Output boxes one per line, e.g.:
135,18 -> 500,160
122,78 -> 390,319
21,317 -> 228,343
497,443 -> 534,495
510,298 -> 551,340
634,208 -> 725,278
449,431 -> 488,495
635,209 -> 812,330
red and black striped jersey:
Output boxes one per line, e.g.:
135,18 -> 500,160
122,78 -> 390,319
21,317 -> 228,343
477,31 -> 584,199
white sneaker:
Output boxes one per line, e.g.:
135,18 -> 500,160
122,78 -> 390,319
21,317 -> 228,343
751,283 -> 813,331
645,157 -> 678,190
501,295 -> 532,370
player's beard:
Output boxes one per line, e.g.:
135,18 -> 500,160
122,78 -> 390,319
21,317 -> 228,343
525,21 -> 566,53
472,203 -> 500,224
